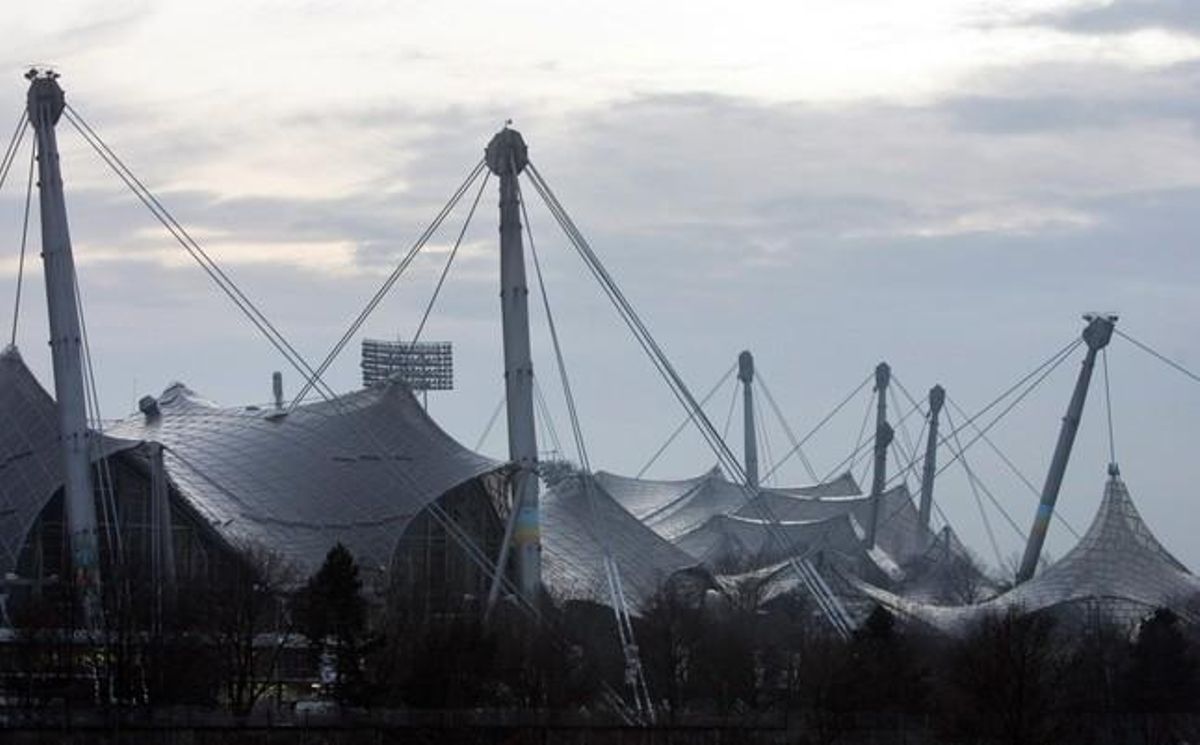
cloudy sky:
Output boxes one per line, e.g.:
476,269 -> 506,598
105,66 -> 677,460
2,0 -> 1200,571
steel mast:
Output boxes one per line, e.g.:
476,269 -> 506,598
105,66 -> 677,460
1015,314 -> 1115,584
486,127 -> 541,602
738,350 -> 759,489
917,384 -> 945,530
27,70 -> 102,625
865,362 -> 893,549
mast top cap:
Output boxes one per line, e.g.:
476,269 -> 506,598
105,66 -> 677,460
485,127 -> 528,175
928,384 -> 946,411
738,350 -> 754,382
1081,313 -> 1117,351
26,68 -> 64,126
875,361 -> 891,390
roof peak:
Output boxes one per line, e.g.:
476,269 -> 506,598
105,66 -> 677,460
1064,471 -> 1189,575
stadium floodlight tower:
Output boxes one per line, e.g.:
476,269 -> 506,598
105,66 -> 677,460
865,362 -> 894,549
27,69 -> 102,626
486,126 -> 541,603
738,351 -> 759,489
1016,314 -> 1116,584
917,384 -> 945,530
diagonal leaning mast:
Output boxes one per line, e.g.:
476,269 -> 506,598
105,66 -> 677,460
27,70 -> 103,627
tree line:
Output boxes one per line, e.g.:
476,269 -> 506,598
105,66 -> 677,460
4,542 -> 1199,745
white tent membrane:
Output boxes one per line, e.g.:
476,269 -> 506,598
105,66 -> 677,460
853,472 -> 1200,632
541,473 -> 697,611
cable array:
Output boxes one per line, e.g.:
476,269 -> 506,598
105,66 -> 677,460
9,141 -> 34,347
518,177 -> 655,720
62,105 -> 540,629
755,371 -> 819,482
637,363 -> 736,478
31,102 -> 1200,707
524,162 -> 853,637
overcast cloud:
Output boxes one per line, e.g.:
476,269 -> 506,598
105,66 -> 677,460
1,0 -> 1198,571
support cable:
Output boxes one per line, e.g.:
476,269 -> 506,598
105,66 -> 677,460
844,391 -> 876,481
888,379 -> 920,468
517,177 -> 656,720
823,390 -> 925,485
526,167 -> 850,632
0,113 -> 28,196
72,267 -> 123,564
945,393 -> 1080,539
636,363 -> 736,478
54,113 -> 635,715
63,106 -> 340,405
760,372 -> 873,483
886,337 -> 1083,489
942,407 -> 1028,543
474,394 -> 506,451
754,393 -> 775,487
1102,348 -> 1117,467
524,163 -> 853,637
9,141 -> 35,347
890,418 -> 918,479
944,408 -> 1012,570
895,415 -> 929,493
63,106 -> 538,626
292,158 -> 488,408
407,172 -> 490,349
755,372 -> 819,483
1115,329 -> 1200,386
720,378 -> 740,442
931,339 -> 1082,481
533,377 -> 565,458
63,106 -> 522,606
943,395 -> 1039,498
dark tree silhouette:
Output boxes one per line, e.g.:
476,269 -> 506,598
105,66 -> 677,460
938,609 -> 1068,745
1122,608 -> 1200,745
296,542 -> 367,703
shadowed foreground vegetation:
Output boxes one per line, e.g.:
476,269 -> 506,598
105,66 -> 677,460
3,544 -> 1199,745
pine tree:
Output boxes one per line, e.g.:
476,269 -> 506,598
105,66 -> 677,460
298,543 -> 366,703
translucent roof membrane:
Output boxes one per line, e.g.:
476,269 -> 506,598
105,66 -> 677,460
541,473 -> 696,611
0,348 -> 138,578
102,377 -> 504,576
855,473 -> 1200,632
595,468 -> 863,543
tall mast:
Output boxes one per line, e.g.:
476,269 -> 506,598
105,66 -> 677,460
865,361 -> 893,549
1016,314 -> 1115,584
917,384 -> 945,531
738,350 -> 759,489
27,70 -> 102,625
486,127 -> 541,602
